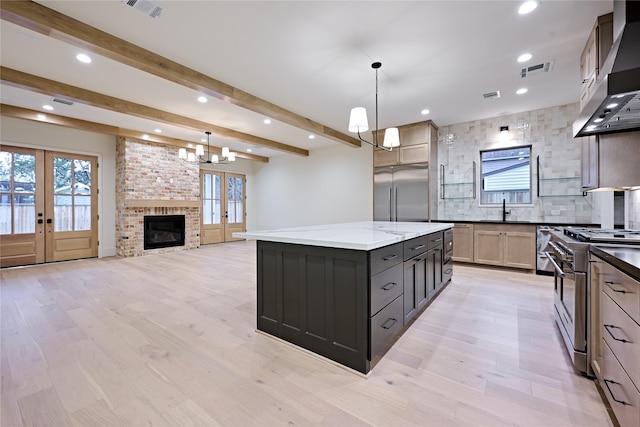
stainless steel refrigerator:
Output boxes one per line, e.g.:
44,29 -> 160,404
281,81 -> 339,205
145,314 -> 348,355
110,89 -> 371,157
374,163 -> 429,221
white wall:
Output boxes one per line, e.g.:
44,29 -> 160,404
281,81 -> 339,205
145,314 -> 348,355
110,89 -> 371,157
1,116 -> 118,256
252,143 -> 373,230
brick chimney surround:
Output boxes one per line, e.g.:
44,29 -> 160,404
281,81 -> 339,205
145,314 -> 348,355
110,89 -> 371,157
115,137 -> 200,257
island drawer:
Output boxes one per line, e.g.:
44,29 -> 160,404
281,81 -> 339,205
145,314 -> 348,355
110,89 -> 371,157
600,340 -> 640,427
370,263 -> 404,316
370,242 -> 404,276
370,294 -> 403,358
601,262 -> 640,324
403,235 -> 429,261
427,231 -> 444,250
602,292 -> 640,390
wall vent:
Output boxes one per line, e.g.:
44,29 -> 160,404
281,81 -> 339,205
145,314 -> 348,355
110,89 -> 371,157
52,97 -> 74,106
521,60 -> 554,78
483,91 -> 501,99
122,0 -> 164,19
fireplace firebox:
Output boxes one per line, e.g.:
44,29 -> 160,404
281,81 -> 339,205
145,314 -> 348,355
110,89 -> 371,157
144,215 -> 185,250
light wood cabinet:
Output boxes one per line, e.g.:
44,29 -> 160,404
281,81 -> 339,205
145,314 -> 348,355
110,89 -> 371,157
579,13 -> 613,111
473,224 -> 536,270
373,121 -> 437,167
592,251 -> 640,427
452,224 -> 474,263
580,134 -> 598,191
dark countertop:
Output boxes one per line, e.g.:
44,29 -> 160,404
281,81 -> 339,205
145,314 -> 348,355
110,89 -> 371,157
433,220 -> 599,227
591,245 -> 640,281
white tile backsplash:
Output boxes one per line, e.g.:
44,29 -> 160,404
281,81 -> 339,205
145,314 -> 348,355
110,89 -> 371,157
437,103 -> 597,224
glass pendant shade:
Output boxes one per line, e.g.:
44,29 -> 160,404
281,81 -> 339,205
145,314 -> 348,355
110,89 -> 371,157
227,152 -> 236,162
211,154 -> 219,163
348,107 -> 369,133
195,145 -> 205,156
187,152 -> 196,162
222,147 -> 230,158
178,148 -> 187,159
383,127 -> 400,148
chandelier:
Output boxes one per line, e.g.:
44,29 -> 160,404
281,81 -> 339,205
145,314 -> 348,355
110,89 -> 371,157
347,62 -> 399,152
178,131 -> 236,164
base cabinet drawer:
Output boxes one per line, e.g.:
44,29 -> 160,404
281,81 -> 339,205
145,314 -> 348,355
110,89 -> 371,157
370,295 -> 403,358
602,292 -> 640,389
601,262 -> 640,324
601,340 -> 640,427
370,263 -> 403,316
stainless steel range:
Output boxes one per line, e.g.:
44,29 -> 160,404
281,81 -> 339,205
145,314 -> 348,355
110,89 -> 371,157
548,227 -> 640,376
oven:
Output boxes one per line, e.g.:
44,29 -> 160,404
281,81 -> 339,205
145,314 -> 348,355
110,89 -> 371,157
546,239 -> 588,373
548,227 -> 640,377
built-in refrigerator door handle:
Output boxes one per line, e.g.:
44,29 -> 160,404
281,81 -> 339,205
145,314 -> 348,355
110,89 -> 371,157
394,187 -> 398,221
388,187 -> 392,221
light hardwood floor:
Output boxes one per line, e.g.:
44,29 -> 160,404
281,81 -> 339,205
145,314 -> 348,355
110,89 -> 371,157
1,241 -> 613,426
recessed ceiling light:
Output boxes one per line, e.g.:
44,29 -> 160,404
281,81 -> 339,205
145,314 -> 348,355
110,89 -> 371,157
263,119 -> 271,125
606,103 -> 619,109
517,53 -> 532,63
246,148 -> 252,152
154,128 -> 162,133
42,104 -> 54,111
188,143 -> 194,148
308,135 -> 315,139
201,138 -> 207,143
76,53 -> 92,63
516,88 -> 528,95
142,134 -> 150,140
421,109 -> 430,115
197,96 -> 207,103
594,118 -> 604,123
36,114 -> 46,121
518,1 -> 539,15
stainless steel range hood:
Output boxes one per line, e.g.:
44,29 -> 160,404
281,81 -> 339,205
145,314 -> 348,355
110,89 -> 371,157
573,0 -> 640,137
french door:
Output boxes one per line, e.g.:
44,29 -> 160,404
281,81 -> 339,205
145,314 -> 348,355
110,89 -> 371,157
0,145 -> 98,267
200,170 -> 246,245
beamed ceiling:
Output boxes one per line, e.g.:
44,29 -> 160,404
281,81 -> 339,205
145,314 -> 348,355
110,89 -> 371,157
1,0 -> 613,161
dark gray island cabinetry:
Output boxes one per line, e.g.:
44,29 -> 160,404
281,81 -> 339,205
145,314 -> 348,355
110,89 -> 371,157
235,221 -> 453,374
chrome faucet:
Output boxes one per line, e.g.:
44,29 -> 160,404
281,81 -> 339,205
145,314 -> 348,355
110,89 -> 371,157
502,199 -> 511,222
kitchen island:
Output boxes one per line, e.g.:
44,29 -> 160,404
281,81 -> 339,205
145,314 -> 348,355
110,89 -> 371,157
234,221 -> 453,374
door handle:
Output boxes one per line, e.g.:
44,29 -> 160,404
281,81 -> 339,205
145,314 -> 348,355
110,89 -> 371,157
380,318 -> 397,330
604,281 -> 627,294
544,251 -> 565,277
603,324 -> 630,343
381,282 -> 397,291
603,379 -> 629,405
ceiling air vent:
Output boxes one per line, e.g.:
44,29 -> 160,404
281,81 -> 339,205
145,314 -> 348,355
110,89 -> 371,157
521,60 -> 554,78
483,91 -> 501,100
122,0 -> 164,19
52,97 -> 74,106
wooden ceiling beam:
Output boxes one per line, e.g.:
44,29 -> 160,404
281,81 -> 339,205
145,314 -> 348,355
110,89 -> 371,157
0,0 -> 361,149
0,104 -> 270,163
1,67 -> 305,157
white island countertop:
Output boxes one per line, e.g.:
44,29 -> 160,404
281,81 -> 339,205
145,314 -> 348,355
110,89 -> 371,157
233,221 -> 453,251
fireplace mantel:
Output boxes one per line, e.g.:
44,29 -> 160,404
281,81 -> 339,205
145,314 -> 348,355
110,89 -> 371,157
124,199 -> 200,208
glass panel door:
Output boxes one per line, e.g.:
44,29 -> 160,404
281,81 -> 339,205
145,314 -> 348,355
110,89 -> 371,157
200,170 -> 246,245
0,146 -> 44,267
45,151 -> 98,262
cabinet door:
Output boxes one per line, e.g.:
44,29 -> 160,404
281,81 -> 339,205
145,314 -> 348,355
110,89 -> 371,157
400,123 -> 430,147
503,232 -> 536,269
399,144 -> 429,164
373,147 -> 399,167
403,257 -> 424,325
426,247 -> 442,300
581,135 -> 598,190
473,230 -> 503,266
453,224 -> 474,262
